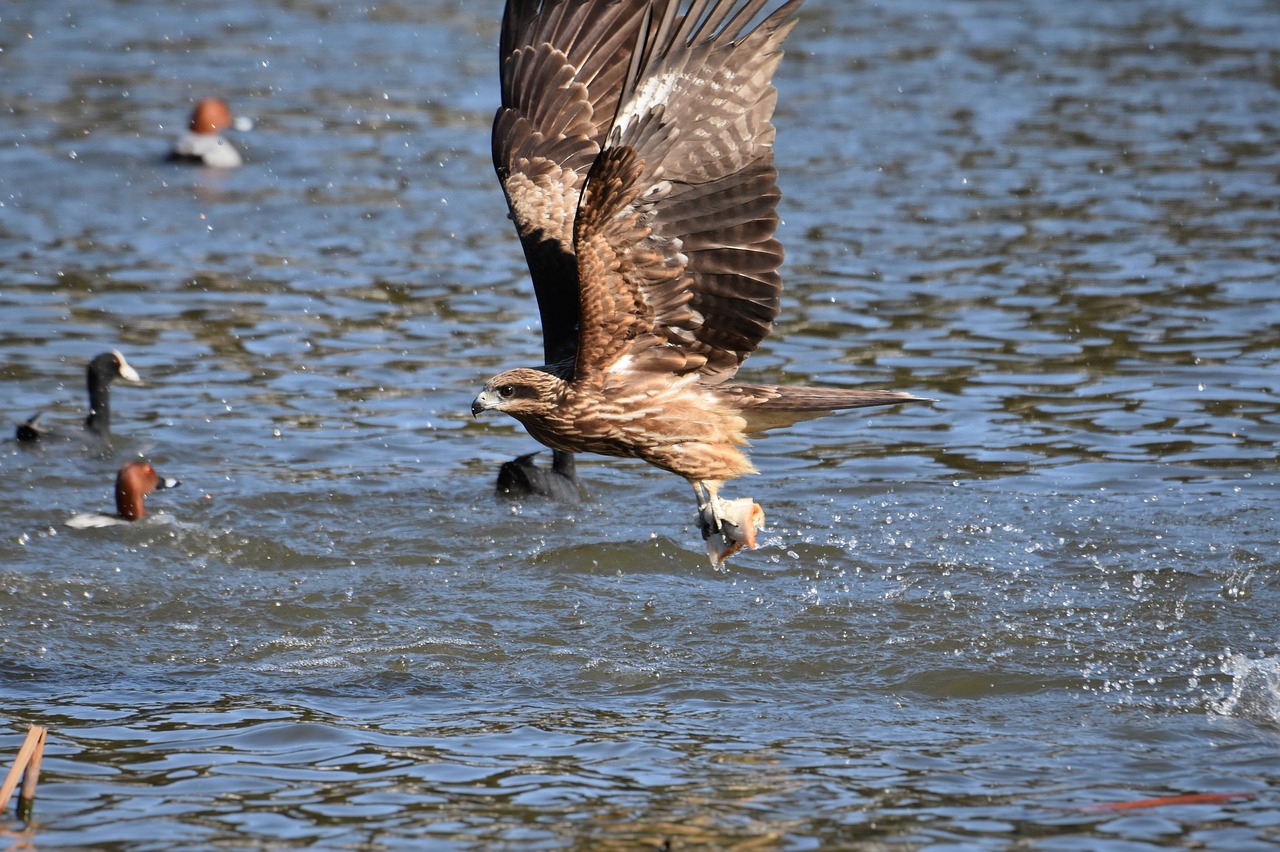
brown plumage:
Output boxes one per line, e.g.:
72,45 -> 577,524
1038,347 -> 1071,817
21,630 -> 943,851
474,0 -> 925,554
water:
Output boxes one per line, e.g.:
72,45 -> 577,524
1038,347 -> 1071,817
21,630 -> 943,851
2,0 -> 1279,848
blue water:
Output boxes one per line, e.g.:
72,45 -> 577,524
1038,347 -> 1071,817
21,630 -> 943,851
2,0 -> 1279,848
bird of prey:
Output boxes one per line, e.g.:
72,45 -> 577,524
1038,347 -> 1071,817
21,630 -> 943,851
473,0 -> 924,562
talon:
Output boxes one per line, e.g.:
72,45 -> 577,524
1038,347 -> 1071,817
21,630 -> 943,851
697,503 -> 738,539
696,504 -> 717,535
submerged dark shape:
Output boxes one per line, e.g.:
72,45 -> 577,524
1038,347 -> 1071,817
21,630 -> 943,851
473,0 -> 925,561
497,451 -> 581,503
15,412 -> 45,442
16,350 -> 141,444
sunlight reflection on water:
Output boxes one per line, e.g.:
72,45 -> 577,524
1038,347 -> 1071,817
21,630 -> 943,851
2,0 -> 1279,847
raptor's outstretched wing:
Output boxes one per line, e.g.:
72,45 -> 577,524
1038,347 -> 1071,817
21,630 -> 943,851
570,0 -> 799,384
495,0 -> 797,384
493,0 -> 651,368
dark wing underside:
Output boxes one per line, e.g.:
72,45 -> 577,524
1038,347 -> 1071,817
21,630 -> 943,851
494,0 -> 650,367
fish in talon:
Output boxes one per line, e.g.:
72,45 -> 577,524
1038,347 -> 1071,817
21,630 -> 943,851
700,497 -> 765,567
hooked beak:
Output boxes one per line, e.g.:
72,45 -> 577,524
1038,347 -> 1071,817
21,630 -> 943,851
471,390 -> 496,418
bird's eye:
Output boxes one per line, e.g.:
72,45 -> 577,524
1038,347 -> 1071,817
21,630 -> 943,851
498,385 -> 516,399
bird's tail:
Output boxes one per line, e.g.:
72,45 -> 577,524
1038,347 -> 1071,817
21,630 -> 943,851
722,384 -> 928,433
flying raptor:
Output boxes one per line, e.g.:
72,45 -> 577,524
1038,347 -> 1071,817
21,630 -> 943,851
473,0 -> 923,562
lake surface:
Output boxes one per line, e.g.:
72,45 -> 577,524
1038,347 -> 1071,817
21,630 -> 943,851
2,0 -> 1279,848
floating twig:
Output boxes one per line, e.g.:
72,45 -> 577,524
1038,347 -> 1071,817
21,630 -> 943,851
1073,792 -> 1256,812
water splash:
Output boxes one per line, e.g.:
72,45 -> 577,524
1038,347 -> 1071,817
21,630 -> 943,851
1211,653 -> 1280,726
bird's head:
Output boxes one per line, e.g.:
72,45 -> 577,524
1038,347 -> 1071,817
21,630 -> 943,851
471,368 -> 564,419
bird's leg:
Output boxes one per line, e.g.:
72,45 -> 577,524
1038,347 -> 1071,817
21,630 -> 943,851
692,479 -> 734,539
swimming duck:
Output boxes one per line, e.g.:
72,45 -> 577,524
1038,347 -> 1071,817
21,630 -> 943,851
16,350 -> 141,443
167,97 -> 243,168
66,461 -> 181,529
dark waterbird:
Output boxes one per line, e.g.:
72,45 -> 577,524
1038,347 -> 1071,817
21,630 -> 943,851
15,350 -> 141,444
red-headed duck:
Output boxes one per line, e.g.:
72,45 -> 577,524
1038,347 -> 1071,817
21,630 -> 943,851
168,97 -> 243,168
16,350 -> 142,443
66,461 -> 181,529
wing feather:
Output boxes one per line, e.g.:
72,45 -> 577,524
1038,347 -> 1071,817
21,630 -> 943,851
572,0 -> 803,383
494,0 -> 651,367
